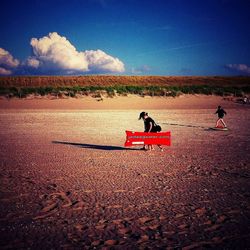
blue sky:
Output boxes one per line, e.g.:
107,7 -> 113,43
1,0 -> 250,76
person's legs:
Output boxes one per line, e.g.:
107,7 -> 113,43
216,118 -> 220,127
216,118 -> 227,128
141,145 -> 150,151
221,119 -> 227,127
157,145 -> 163,151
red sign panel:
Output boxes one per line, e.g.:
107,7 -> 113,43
124,131 -> 171,147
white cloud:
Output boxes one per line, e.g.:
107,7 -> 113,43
226,64 -> 250,75
0,48 -> 19,75
26,32 -> 125,74
0,48 -> 19,68
26,57 -> 40,68
0,67 -> 12,75
85,49 -> 125,73
0,32 -> 125,75
29,32 -> 88,72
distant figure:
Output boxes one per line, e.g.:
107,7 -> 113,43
139,111 -> 163,151
215,106 -> 227,128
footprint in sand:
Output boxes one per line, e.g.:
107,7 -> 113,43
40,202 -> 58,213
34,191 -> 75,220
71,200 -> 85,211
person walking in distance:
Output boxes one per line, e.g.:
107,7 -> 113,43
215,105 -> 227,128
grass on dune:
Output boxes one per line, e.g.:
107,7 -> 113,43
0,75 -> 249,98
0,75 -> 250,88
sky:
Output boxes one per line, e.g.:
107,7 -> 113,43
0,0 -> 250,76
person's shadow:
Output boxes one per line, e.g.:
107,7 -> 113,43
52,141 -> 140,151
162,122 -> 207,129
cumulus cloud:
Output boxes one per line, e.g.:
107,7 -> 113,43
26,32 -> 125,74
0,48 -> 19,75
225,64 -> 250,75
28,32 -> 88,73
85,49 -> 125,73
0,32 -> 125,75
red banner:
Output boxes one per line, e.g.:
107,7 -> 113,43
124,131 -> 171,147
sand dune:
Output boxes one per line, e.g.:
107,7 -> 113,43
0,75 -> 249,87
1,75 -> 250,87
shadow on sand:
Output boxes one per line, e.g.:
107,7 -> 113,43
52,141 -> 140,151
163,123 -> 229,132
162,122 -> 207,129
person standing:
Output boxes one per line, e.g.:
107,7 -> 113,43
139,112 -> 163,151
215,106 -> 227,128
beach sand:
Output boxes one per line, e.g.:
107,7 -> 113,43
0,95 -> 250,249
0,94 -> 240,110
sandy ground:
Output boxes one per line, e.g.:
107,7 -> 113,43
0,94 -> 241,110
0,95 -> 250,249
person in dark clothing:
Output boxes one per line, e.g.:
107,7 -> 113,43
215,106 -> 227,128
142,113 -> 157,132
139,112 -> 163,151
